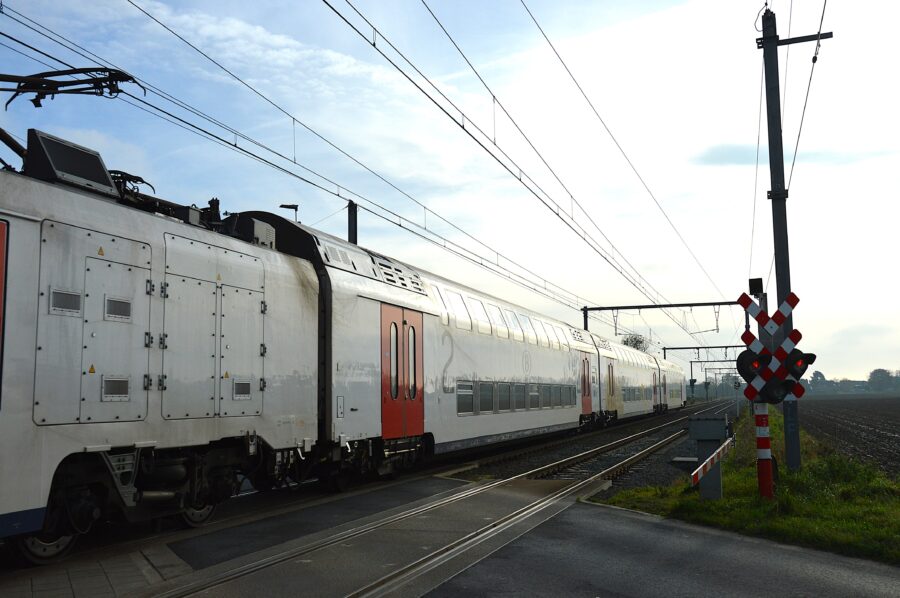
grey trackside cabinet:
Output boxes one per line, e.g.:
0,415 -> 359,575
689,415 -> 730,500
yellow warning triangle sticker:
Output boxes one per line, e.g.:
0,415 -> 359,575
216,273 -> 222,281
97,247 -> 105,256
223,371 -> 229,378
88,365 -> 96,374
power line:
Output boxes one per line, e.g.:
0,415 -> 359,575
420,0 -> 680,343
748,59 -> 765,279
518,0 -> 729,306
120,0 -> 631,331
787,0 -> 827,189
0,23 -> 639,337
325,0 -> 708,342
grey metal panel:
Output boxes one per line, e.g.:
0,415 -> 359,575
80,258 -> 149,423
34,221 -> 152,425
219,285 -> 264,417
162,276 -> 217,419
164,233 -> 264,291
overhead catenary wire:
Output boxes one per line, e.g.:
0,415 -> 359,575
324,0 -> 713,344
420,0 -> 682,344
518,0 -> 730,307
117,0 -> 635,335
0,25 -> 640,338
748,59 -> 765,280
787,0 -> 827,189
765,0 -> 828,295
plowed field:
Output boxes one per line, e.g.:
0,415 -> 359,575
799,395 -> 900,477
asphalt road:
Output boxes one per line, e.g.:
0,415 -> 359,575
428,502 -> 900,598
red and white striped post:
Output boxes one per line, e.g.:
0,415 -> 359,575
738,292 -> 803,500
754,403 -> 774,498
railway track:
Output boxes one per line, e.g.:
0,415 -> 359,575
147,401 -> 727,597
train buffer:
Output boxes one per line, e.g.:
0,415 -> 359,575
689,415 -> 733,500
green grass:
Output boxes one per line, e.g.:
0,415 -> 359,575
597,406 -> 900,565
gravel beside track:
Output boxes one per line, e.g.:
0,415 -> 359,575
540,429 -> 689,481
453,404 -> 717,482
590,434 -> 698,499
798,395 -> 900,478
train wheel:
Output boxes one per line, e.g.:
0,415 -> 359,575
180,503 -> 216,528
13,532 -> 78,566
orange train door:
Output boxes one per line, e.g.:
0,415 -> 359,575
380,304 -> 424,439
580,354 -> 592,415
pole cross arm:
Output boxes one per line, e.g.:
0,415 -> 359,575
0,68 -> 145,109
583,300 -> 740,313
757,31 -> 833,49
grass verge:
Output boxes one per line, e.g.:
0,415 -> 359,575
597,406 -> 900,565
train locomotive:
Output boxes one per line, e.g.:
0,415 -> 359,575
0,128 -> 685,563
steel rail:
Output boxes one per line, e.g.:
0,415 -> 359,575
472,400 -> 722,470
350,429 -> 687,597
156,402 -> 724,597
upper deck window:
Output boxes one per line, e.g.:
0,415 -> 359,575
504,309 -> 524,341
467,297 -> 492,335
485,303 -> 509,339
444,290 -> 472,331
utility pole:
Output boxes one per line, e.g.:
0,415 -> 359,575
348,200 -> 358,245
757,9 -> 831,472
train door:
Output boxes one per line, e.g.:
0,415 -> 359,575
652,372 -> 658,410
380,304 -> 424,439
580,354 -> 592,415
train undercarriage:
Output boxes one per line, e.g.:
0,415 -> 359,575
10,433 -> 431,565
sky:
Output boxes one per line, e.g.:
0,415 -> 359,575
1,0 -> 897,382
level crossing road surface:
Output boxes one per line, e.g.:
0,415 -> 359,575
2,473 -> 898,597
428,502 -> 900,598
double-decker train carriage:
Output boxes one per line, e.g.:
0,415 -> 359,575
0,129 -> 684,563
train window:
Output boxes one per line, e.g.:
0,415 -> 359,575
445,290 -> 472,331
408,326 -> 417,399
532,320 -> 550,348
540,385 -> 550,408
554,326 -> 569,350
498,383 -> 511,411
104,296 -> 132,322
49,288 -> 82,316
608,364 -> 615,397
528,384 -> 540,409
571,386 -> 578,406
433,287 -> 450,326
514,384 -> 526,409
479,382 -> 495,413
457,381 -> 474,414
503,310 -> 524,342
390,323 -> 398,399
551,385 -> 561,407
663,374 -> 667,397
517,314 -> 538,345
467,298 -> 492,335
542,322 -> 560,350
485,304 -> 509,339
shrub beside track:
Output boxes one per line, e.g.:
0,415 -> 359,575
596,407 -> 900,565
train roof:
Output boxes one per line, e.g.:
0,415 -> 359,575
2,127 -> 680,371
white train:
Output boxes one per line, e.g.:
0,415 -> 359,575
0,129 -> 684,563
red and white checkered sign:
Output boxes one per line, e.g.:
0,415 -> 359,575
737,293 -> 805,401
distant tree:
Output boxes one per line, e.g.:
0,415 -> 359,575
809,370 -> 827,392
868,368 -> 893,392
621,333 -> 649,352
